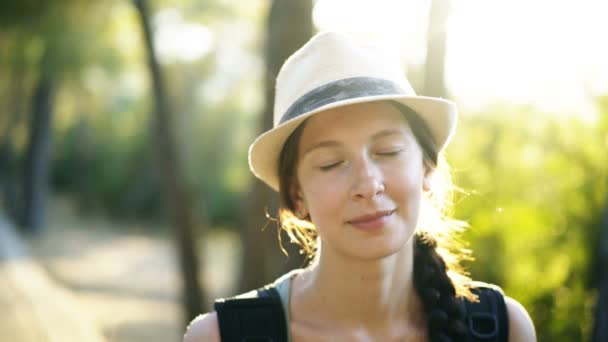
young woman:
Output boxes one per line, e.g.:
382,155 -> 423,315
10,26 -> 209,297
184,32 -> 536,342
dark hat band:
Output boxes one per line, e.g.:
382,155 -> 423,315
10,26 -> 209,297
279,77 -> 406,124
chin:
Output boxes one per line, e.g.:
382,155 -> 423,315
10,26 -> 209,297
349,233 -> 413,261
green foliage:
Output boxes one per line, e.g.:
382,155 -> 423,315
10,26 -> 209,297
52,109 -> 162,219
447,100 -> 608,340
43,0 -> 264,227
0,1 -> 119,78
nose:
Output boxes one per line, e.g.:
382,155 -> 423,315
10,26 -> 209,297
349,156 -> 385,200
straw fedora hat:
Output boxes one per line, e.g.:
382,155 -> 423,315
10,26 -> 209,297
248,31 -> 458,191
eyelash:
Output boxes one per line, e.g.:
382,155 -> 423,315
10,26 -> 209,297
319,161 -> 343,171
318,150 -> 402,171
376,149 -> 402,157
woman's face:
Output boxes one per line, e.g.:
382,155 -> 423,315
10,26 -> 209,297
293,101 -> 432,260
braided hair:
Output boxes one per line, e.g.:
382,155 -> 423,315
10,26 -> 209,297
276,101 -> 475,341
414,232 -> 468,341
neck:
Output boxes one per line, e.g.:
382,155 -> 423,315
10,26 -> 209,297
293,237 -> 424,330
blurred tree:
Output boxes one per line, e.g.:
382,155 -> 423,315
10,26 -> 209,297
0,2 -> 55,232
593,195 -> 608,341
0,3 -> 61,232
424,0 -> 450,97
0,33 -> 26,148
21,48 -> 55,232
0,32 -> 27,223
592,98 -> 608,341
133,0 -> 205,324
0,1 -> 117,232
239,0 -> 313,292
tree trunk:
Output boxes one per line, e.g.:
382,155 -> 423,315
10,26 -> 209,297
239,0 -> 313,293
592,192 -> 608,341
21,70 -> 54,233
424,0 -> 450,98
133,0 -> 206,325
0,42 -> 25,148
0,40 -> 26,223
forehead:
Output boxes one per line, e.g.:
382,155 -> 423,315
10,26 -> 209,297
299,101 -> 411,147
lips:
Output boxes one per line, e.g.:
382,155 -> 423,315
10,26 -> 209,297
347,209 -> 396,230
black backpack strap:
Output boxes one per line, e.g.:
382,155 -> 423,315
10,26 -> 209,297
214,286 -> 288,342
462,284 -> 509,342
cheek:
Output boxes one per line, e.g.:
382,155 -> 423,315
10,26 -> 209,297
299,172 -> 348,223
384,161 -> 426,206
390,157 -> 424,184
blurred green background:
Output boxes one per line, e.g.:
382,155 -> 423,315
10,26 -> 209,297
1,0 -> 606,341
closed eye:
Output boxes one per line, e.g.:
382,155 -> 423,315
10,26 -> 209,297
376,149 -> 403,157
319,161 -> 343,171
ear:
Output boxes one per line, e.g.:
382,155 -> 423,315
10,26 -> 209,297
289,182 -> 308,219
422,164 -> 434,192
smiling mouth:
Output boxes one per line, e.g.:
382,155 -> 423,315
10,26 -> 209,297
347,209 -> 396,228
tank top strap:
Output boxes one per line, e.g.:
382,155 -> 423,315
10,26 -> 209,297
268,269 -> 302,342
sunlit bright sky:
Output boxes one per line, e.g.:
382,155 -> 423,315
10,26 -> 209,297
153,0 -> 608,120
314,0 -> 608,119
154,8 -> 214,62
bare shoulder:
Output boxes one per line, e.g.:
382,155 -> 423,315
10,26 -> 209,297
183,311 -> 221,342
504,296 -> 536,342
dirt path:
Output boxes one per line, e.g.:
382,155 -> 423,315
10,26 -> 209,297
24,197 -> 240,342
0,217 -> 105,342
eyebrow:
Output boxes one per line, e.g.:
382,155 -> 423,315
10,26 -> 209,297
302,140 -> 341,157
302,128 -> 405,156
371,128 -> 404,140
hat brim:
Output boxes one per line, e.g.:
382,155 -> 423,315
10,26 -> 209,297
248,94 -> 457,192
